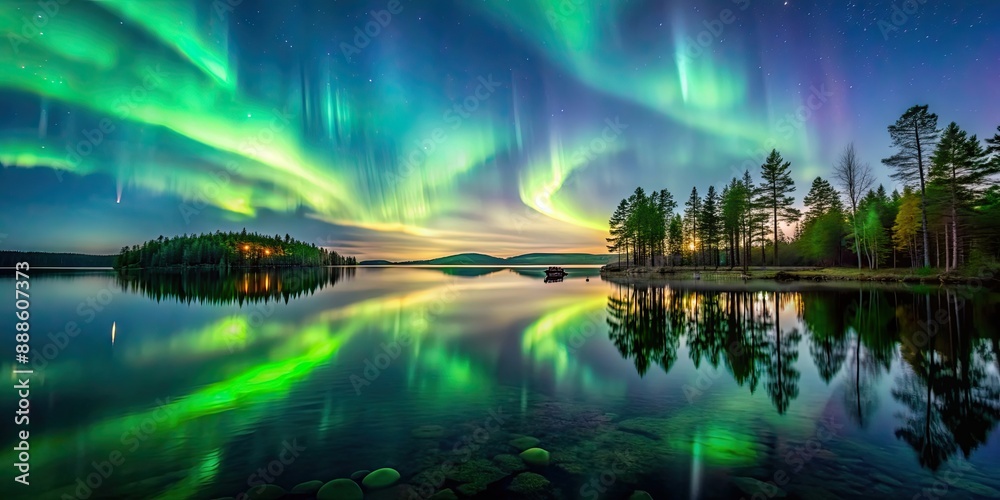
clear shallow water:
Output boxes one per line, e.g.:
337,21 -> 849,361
2,267 -> 999,499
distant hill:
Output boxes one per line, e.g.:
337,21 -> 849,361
0,251 -> 115,268
507,253 -> 616,265
360,253 -> 615,266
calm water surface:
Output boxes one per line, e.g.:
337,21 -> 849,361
2,267 -> 999,499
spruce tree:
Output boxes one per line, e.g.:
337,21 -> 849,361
759,149 -> 800,266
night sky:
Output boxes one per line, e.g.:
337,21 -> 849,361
1,0 -> 997,260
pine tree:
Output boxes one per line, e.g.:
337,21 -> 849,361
929,122 -> 996,270
759,150 -> 800,266
882,105 -> 939,268
684,187 -> 701,265
701,186 -> 721,268
802,177 -> 844,224
801,177 -> 846,265
667,214 -> 684,266
657,189 -> 677,264
607,198 -> 629,267
721,178 -> 748,270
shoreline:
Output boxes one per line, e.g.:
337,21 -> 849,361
599,266 -> 999,288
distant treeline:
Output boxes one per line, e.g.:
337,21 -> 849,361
0,251 -> 115,268
113,229 -> 357,270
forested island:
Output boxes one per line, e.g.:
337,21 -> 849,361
113,230 -> 356,270
605,105 -> 1000,277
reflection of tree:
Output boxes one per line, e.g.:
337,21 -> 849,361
892,349 -> 955,471
604,282 -> 1000,469
765,293 -> 802,414
725,292 -> 771,395
606,286 -> 799,413
116,267 -> 354,305
687,292 -> 727,370
802,291 -> 849,383
892,290 -> 1000,470
606,284 -> 681,376
936,290 -> 1000,459
842,288 -> 895,427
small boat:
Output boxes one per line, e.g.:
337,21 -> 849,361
693,272 -> 701,280
545,266 -> 567,278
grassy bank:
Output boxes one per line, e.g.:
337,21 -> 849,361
600,265 -> 1000,287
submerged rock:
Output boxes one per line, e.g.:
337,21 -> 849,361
317,479 -> 362,500
245,484 -> 285,500
350,469 -> 371,482
520,447 -> 551,467
509,436 -> 541,451
730,477 -> 786,498
446,458 -> 510,495
427,488 -> 459,500
362,468 -> 401,489
508,472 -> 551,496
493,453 -> 527,473
629,491 -> 654,500
290,480 -> 323,494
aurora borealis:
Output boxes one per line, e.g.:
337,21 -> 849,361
1,1 -> 997,259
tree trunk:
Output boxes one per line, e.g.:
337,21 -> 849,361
773,205 -> 779,267
914,121 -> 931,268
937,230 -> 943,270
951,205 -> 958,270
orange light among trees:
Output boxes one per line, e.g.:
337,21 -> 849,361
243,245 -> 250,251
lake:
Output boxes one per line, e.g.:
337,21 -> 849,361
2,267 -> 999,499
